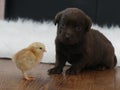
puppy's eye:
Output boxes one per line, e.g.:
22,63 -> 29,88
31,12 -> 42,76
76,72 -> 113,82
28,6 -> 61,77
60,23 -> 65,29
75,26 -> 81,31
61,23 -> 65,27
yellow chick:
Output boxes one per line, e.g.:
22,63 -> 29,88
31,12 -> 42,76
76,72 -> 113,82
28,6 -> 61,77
13,42 -> 46,80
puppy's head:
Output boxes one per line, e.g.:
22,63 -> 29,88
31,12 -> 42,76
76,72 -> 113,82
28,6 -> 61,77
54,8 -> 92,45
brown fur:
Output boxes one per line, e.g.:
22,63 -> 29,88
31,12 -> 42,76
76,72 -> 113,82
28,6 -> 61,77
48,8 -> 117,75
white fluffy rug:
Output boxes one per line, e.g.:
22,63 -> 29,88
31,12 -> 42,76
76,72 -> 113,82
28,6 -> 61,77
0,19 -> 120,66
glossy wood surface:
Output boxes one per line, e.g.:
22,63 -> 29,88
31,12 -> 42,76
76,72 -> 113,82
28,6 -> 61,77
0,60 -> 119,90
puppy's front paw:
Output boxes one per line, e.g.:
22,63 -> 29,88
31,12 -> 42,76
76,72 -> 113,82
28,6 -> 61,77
66,67 -> 80,75
48,67 -> 63,74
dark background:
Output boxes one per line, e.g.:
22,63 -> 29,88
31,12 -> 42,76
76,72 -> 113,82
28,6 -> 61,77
5,0 -> 120,26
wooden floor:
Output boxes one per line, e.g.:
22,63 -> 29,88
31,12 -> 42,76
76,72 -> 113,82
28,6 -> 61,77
0,59 -> 120,90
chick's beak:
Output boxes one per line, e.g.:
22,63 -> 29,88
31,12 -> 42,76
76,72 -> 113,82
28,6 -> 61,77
44,49 -> 47,52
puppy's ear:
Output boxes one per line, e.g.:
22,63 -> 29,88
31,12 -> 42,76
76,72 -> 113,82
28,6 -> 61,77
54,12 -> 62,25
85,15 -> 92,32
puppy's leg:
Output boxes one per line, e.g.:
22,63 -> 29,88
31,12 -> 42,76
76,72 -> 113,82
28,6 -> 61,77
48,52 -> 67,74
65,54 -> 87,75
91,65 -> 108,71
102,55 -> 115,69
66,63 -> 85,75
98,48 -> 116,70
94,55 -> 116,71
66,56 -> 86,75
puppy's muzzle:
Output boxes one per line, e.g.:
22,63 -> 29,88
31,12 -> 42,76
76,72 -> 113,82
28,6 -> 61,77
65,33 -> 71,39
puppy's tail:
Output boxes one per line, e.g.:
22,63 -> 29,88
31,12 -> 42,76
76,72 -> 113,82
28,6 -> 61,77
114,55 -> 117,67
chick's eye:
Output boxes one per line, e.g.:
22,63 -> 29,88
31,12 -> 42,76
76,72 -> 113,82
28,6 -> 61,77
39,47 -> 42,49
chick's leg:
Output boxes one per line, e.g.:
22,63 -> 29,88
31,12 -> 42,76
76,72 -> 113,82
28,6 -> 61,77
22,71 -> 35,81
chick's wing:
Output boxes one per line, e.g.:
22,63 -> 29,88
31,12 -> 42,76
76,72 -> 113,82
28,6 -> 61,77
14,49 -> 37,71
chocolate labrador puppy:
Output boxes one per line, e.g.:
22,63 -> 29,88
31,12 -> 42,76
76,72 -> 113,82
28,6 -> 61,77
48,8 -> 117,75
